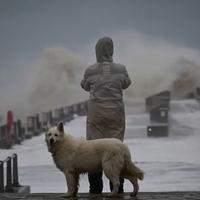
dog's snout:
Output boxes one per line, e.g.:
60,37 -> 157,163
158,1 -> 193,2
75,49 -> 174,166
50,138 -> 54,146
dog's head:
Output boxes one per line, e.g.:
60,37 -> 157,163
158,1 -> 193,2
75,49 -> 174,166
45,122 -> 64,152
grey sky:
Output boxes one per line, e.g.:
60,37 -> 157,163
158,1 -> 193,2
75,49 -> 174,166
0,0 -> 200,85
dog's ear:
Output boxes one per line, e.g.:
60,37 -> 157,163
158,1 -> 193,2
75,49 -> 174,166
57,122 -> 64,133
47,121 -> 51,129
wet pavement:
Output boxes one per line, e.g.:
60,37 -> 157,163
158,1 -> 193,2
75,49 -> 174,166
1,192 -> 200,200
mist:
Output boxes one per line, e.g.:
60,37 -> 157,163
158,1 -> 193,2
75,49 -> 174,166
0,30 -> 200,120
110,31 -> 200,99
28,47 -> 87,114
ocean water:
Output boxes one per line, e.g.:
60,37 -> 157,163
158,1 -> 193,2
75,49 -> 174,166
0,99 -> 200,193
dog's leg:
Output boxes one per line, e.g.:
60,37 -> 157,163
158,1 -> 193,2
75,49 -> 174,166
109,177 -> 120,196
122,161 -> 143,196
103,154 -> 123,196
125,176 -> 139,197
65,172 -> 79,198
104,167 -> 120,196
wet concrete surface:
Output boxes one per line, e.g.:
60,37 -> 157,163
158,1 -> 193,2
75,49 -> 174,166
1,192 -> 200,200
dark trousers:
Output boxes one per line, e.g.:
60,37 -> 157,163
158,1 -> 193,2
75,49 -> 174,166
88,171 -> 124,193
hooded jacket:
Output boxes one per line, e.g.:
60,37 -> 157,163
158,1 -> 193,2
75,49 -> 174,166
81,37 -> 131,140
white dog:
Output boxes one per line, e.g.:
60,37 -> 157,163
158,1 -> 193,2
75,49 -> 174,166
45,122 -> 144,197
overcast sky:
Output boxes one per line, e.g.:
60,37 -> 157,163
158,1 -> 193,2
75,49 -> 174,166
0,0 -> 200,116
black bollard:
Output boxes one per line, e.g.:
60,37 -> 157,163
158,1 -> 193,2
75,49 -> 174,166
12,154 -> 20,187
0,161 -> 4,193
5,157 -> 13,192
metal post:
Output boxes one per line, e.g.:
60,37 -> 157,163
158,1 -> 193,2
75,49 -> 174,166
12,154 -> 20,186
0,161 -> 4,193
5,157 -> 13,192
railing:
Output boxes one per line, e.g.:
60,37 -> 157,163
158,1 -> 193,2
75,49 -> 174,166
0,100 -> 88,149
0,154 -> 20,193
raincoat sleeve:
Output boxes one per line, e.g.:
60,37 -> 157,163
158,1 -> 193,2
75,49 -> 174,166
81,69 -> 90,91
121,66 -> 132,89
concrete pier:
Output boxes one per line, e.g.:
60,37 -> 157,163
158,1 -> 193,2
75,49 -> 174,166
0,192 -> 200,200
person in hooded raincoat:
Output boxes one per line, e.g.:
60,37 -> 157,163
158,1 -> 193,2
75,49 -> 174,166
81,37 -> 131,193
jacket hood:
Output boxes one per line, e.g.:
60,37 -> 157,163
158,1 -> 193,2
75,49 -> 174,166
95,37 -> 113,63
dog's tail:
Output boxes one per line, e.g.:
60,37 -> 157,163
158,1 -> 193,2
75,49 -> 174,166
127,161 -> 144,180
123,144 -> 144,180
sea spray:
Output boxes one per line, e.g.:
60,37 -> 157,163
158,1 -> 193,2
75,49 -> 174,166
1,30 -> 200,119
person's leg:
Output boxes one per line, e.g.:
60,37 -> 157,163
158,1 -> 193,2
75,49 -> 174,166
88,171 -> 103,193
118,178 -> 124,193
110,177 -> 124,193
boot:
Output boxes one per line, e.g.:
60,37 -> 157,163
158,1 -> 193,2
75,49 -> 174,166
88,171 -> 103,193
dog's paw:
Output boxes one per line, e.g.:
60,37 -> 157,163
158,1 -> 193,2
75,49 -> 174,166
107,192 -> 119,198
63,192 -> 76,199
62,196 -> 75,199
131,191 -> 138,197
